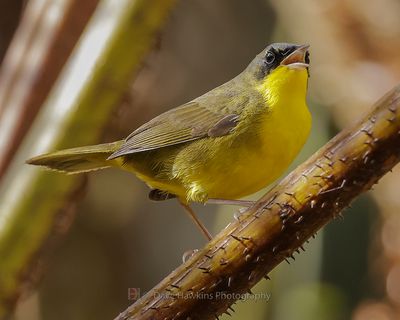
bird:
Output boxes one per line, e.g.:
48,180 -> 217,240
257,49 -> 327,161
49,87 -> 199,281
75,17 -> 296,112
27,42 -> 312,241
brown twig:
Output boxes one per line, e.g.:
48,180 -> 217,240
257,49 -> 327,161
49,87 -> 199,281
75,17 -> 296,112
116,85 -> 400,320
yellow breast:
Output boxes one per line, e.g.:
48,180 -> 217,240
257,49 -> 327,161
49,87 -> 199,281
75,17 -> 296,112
180,65 -> 311,202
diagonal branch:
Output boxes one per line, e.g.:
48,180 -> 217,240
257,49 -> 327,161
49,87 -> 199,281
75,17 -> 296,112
116,84 -> 400,320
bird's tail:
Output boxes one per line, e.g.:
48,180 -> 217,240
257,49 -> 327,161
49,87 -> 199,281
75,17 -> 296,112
26,140 -> 124,174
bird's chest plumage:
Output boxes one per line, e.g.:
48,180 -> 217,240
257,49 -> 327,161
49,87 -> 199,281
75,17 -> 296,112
175,68 -> 311,202
175,99 -> 311,202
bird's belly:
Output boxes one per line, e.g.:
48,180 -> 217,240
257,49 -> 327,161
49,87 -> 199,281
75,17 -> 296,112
194,134 -> 304,199
207,138 -> 299,199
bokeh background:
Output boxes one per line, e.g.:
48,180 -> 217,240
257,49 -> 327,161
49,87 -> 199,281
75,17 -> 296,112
1,0 -> 400,319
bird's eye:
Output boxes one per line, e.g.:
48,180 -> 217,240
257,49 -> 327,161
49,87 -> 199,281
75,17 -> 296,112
265,51 -> 275,65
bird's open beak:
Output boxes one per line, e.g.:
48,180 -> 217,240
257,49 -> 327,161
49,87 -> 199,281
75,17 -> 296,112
280,44 -> 309,69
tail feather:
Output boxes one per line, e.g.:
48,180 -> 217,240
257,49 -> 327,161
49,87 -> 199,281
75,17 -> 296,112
26,140 -> 124,174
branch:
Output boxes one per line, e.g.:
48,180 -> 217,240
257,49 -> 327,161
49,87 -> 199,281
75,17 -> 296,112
116,85 -> 400,320
0,0 -> 177,317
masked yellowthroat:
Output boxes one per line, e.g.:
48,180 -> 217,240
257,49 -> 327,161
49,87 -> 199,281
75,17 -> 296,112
27,43 -> 312,240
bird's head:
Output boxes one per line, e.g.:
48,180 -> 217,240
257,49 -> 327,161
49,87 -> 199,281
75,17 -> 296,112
247,43 -> 310,103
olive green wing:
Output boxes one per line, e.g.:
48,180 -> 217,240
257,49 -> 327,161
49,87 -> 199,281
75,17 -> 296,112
107,101 -> 240,159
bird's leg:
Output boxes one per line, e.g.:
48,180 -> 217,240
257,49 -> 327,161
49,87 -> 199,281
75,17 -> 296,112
178,199 -> 212,241
206,198 -> 256,207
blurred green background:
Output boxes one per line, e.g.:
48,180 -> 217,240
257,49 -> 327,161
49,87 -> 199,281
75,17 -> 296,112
1,0 -> 400,319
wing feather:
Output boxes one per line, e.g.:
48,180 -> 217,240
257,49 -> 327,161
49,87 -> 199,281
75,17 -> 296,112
108,101 -> 239,159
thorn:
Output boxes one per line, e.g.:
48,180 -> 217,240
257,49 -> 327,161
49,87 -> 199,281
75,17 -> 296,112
248,271 -> 256,281
170,284 -> 180,289
319,179 -> 346,195
272,245 -> 279,253
369,116 -> 376,123
316,174 -> 333,181
285,258 -> 290,264
228,306 -> 235,313
254,210 -> 263,218
245,254 -> 252,262
361,128 -> 374,138
227,276 -> 233,288
312,233 -> 316,239
294,215 -> 304,224
225,310 -> 232,316
219,258 -> 228,266
199,266 -> 211,273
233,211 -> 241,221
300,245 -> 305,251
264,275 -> 271,280
230,234 -> 245,245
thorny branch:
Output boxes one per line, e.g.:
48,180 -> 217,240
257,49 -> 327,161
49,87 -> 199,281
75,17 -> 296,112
115,85 -> 400,320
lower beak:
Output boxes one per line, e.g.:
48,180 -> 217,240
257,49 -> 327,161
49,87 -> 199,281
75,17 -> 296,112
280,44 -> 309,69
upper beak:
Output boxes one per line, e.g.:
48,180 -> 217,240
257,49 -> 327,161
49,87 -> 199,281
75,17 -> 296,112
280,44 -> 309,68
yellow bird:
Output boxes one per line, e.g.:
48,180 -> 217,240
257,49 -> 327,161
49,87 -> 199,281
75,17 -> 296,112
27,43 -> 312,240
